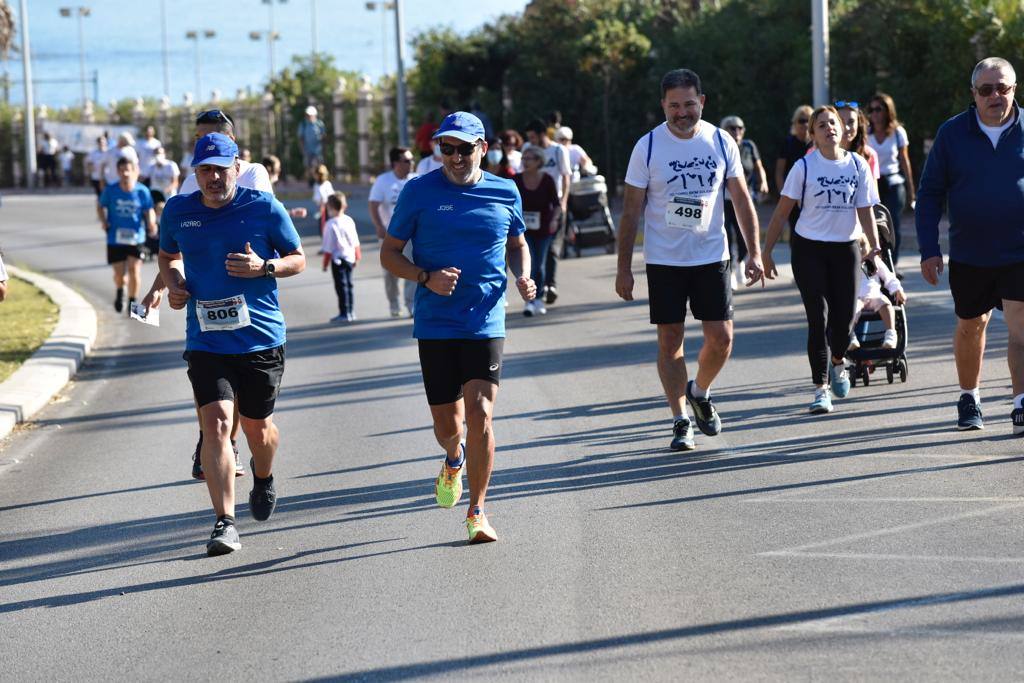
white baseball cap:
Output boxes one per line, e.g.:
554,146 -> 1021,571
305,105 -> 317,116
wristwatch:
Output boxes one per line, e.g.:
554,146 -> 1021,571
417,269 -> 430,285
264,259 -> 276,278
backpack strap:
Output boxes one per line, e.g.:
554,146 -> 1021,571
799,156 -> 808,208
645,130 -> 654,167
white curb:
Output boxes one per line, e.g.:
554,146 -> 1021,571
0,265 -> 97,443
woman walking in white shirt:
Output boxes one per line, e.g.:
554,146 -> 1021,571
867,93 -> 915,271
763,105 -> 882,414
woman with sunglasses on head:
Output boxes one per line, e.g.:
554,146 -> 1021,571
762,106 -> 882,415
513,147 -> 560,316
776,105 -> 814,232
721,115 -> 769,290
867,93 -> 916,272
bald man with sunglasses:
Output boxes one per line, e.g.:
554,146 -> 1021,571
917,57 -> 1024,434
381,111 -> 537,544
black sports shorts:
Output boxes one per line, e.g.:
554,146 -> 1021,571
646,260 -> 733,324
183,345 -> 286,419
949,259 -> 1024,319
417,338 -> 504,405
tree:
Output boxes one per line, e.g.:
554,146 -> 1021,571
0,1 -> 13,56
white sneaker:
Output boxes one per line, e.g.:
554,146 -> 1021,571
882,329 -> 898,349
848,333 -> 860,352
523,300 -> 535,317
535,301 -> 547,315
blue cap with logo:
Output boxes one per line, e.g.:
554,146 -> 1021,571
192,133 -> 238,167
432,111 -> 486,143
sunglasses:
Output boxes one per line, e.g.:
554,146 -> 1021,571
727,125 -> 744,131
834,100 -> 858,109
974,82 -> 1016,97
195,109 -> 234,126
796,118 -> 810,125
439,141 -> 479,157
867,106 -> 884,113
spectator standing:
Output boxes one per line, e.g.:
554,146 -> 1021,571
369,147 -> 418,317
320,192 -> 361,324
59,145 -> 75,186
311,164 -> 335,235
136,125 -> 162,183
86,136 -> 108,197
298,105 -> 326,181
554,126 -> 596,181
525,119 -> 570,305
775,105 -> 813,231
868,93 -> 916,269
38,132 -> 59,186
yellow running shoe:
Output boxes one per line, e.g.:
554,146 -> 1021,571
466,512 -> 498,544
435,458 -> 464,508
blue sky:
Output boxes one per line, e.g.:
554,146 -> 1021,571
4,0 -> 530,108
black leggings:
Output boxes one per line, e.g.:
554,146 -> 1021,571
790,232 -> 860,386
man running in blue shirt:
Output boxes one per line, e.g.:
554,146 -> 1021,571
381,111 -> 537,544
159,133 -> 306,556
97,157 -> 156,313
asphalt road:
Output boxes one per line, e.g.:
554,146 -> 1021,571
1,193 -> 1022,681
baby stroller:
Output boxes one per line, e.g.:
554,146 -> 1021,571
564,174 -> 616,257
848,203 -> 909,387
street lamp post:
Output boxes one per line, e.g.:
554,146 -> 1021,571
811,0 -> 830,106
185,29 -> 216,104
249,30 -> 281,87
19,0 -> 37,188
160,0 -> 170,98
364,0 -> 408,146
58,6 -> 91,106
365,1 -> 393,76
261,0 -> 287,76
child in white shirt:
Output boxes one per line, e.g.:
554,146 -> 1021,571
320,191 -> 361,323
312,164 -> 335,235
849,234 -> 906,350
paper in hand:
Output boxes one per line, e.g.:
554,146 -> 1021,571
129,302 -> 160,327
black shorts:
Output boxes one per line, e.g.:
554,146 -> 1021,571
949,260 -> 1024,319
183,345 -> 286,419
417,338 -> 504,405
646,261 -> 733,324
107,244 -> 145,264
90,180 -> 102,197
150,189 -> 167,205
144,236 -> 161,255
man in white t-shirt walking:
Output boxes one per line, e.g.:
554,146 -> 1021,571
616,68 -> 765,452
369,147 -> 418,317
525,119 -> 571,305
136,125 -> 162,184
86,136 -> 108,197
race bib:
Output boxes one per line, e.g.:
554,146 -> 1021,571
524,211 -> 541,230
115,227 -> 140,245
665,196 -> 711,233
196,295 -> 251,332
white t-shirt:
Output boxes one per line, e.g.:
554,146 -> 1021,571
147,159 -> 180,195
321,214 -> 360,265
136,137 -> 162,173
369,170 -> 417,228
506,149 -> 523,173
313,180 -> 335,206
539,143 -> 571,198
0,252 -> 7,282
867,125 -> 908,179
782,149 -> 879,242
59,150 -> 74,172
178,159 -> 274,195
86,149 -> 106,180
102,146 -> 139,185
976,111 -> 1013,149
624,121 -> 742,267
416,156 -> 443,175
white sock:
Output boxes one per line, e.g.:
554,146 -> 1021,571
672,408 -> 689,424
960,387 -> 981,404
691,381 -> 709,399
1014,393 -> 1024,410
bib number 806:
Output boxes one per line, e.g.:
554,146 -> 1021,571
207,307 -> 239,321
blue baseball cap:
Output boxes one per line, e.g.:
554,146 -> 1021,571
192,133 -> 238,167
432,111 -> 485,143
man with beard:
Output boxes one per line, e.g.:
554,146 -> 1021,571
615,68 -> 765,452
159,133 -> 305,555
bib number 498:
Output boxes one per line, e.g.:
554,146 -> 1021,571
673,205 -> 702,220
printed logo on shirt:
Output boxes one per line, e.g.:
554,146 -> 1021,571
438,204 -> 454,212
813,174 -> 858,208
666,156 -> 719,191
181,220 -> 202,228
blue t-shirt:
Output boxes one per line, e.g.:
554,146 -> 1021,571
160,187 -> 302,354
99,183 -> 153,246
388,170 -> 526,339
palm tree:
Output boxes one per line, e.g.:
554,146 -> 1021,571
0,1 -> 13,55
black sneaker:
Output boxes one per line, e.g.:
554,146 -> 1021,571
206,518 -> 241,556
956,394 -> 984,431
544,285 -> 558,305
113,288 -> 124,313
685,380 -> 722,436
248,458 -> 277,521
126,298 -> 136,316
1012,406 -> 1024,435
670,418 -> 695,451
191,433 -> 204,480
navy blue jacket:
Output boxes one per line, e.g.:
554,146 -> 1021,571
915,103 -> 1024,266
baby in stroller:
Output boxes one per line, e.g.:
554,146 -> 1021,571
849,233 -> 906,351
